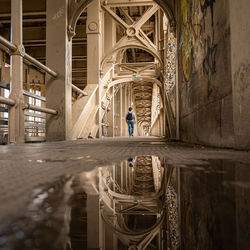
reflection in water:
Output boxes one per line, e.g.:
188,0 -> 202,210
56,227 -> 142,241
99,156 -> 177,249
1,157 -> 249,249
0,156 -> 179,250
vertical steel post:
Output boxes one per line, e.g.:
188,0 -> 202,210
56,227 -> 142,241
119,85 -> 123,136
124,85 -> 128,136
112,86 -> 115,137
86,0 -> 102,138
98,81 -> 102,138
8,0 -> 25,144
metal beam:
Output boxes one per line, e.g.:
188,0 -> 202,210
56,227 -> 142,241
0,11 -> 46,17
24,111 -> 46,119
102,5 -> 128,30
134,4 -> 159,30
0,36 -> 17,52
72,84 -> 88,96
0,35 -> 58,78
23,90 -> 46,102
104,0 -> 154,7
23,53 -> 58,78
25,103 -> 57,115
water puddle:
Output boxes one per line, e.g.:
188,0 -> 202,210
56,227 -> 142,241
0,157 -> 249,249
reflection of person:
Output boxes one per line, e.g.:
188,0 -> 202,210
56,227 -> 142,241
127,157 -> 136,167
126,107 -> 136,136
88,132 -> 93,139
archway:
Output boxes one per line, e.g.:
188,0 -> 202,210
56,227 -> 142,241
70,0 -> 177,139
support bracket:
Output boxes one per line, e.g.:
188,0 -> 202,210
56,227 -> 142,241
68,0 -> 93,41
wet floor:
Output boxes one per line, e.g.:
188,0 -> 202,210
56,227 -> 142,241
0,156 -> 249,250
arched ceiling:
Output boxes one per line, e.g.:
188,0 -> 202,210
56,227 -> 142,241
0,0 -> 173,134
68,0 -> 176,37
99,0 -> 171,132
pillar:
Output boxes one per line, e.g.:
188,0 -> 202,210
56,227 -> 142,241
112,86 -> 115,137
124,85 -> 128,136
119,85 -> 124,136
46,0 -> 72,141
230,0 -> 250,149
86,0 -> 102,138
122,85 -> 126,135
8,0 -> 25,144
104,11 -> 116,55
87,194 -> 100,249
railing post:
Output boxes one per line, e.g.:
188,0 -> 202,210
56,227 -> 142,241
8,0 -> 25,144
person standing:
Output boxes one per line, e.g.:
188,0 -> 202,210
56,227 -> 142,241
126,107 -> 136,136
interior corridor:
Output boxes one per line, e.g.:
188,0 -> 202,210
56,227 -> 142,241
0,0 -> 250,249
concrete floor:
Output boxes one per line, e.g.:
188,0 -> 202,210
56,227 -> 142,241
0,136 -> 250,221
0,137 -> 250,249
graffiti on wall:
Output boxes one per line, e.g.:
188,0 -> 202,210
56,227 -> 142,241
180,0 -> 217,96
180,0 -> 202,82
203,35 -> 217,96
200,0 -> 216,27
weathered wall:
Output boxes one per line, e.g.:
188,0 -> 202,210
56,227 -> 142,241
229,0 -> 250,149
177,0 -> 235,147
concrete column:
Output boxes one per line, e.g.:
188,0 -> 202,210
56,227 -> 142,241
230,0 -> 250,149
46,0 -> 72,141
8,0 -> 25,144
86,0 -> 102,138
